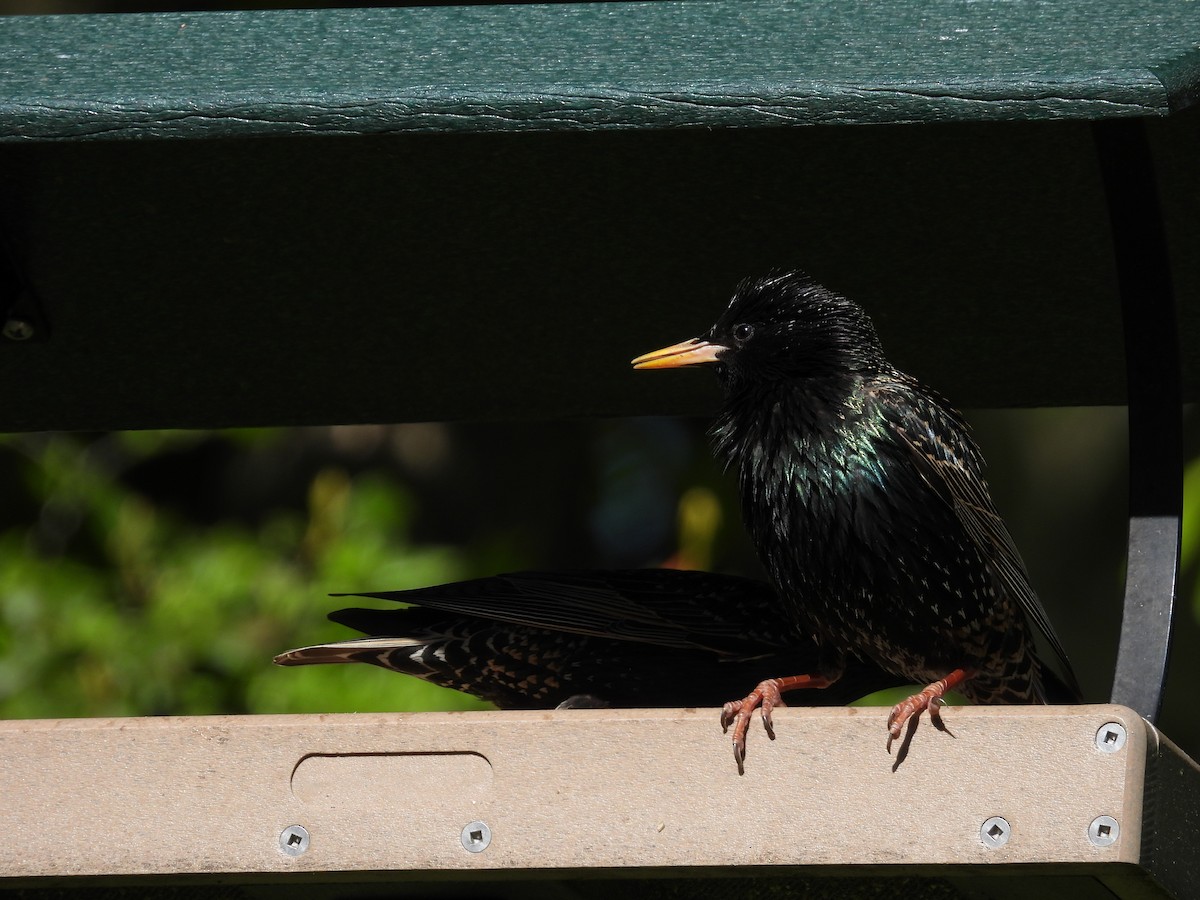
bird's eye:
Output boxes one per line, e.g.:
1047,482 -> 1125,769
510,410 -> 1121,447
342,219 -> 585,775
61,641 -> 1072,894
733,323 -> 754,343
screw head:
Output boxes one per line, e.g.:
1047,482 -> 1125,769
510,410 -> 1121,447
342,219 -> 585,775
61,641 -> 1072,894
3,318 -> 34,341
461,820 -> 491,853
1088,815 -> 1119,847
279,824 -> 310,856
1095,722 -> 1127,753
980,816 -> 1011,848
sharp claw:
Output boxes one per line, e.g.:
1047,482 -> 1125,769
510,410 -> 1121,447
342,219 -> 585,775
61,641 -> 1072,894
720,701 -> 739,733
720,674 -> 832,774
885,673 -> 966,751
929,696 -> 946,723
761,707 -> 776,740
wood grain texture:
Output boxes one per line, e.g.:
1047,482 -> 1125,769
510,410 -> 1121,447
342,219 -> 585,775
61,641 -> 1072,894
0,706 -> 1163,882
0,1 -> 1198,141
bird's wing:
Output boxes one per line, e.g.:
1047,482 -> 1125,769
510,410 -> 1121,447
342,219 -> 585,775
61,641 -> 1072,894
278,605 -> 900,709
333,569 -> 792,659
880,383 -> 1082,700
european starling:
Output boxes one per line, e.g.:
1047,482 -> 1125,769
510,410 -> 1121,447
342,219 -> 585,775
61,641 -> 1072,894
274,569 -> 897,710
632,271 -> 1082,769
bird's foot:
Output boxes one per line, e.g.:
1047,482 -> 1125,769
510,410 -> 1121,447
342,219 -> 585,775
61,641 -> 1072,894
886,667 -> 973,753
720,673 -> 837,774
721,679 -> 785,775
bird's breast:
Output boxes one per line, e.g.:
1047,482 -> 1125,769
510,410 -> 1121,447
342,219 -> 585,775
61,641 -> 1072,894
729,396 -> 1016,682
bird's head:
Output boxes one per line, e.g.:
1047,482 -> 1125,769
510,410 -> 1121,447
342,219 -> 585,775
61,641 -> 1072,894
632,271 -> 888,390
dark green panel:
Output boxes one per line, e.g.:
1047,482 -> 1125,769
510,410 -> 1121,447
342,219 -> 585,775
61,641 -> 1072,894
1,4 -> 1197,430
0,2 -> 1198,140
4,114 -> 1197,431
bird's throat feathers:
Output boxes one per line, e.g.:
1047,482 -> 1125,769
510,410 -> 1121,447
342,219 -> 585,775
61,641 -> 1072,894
712,375 -> 884,478
710,375 -> 895,548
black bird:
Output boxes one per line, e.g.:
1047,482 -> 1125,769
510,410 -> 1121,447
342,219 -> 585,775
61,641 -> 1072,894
632,271 -> 1081,770
274,569 -> 897,710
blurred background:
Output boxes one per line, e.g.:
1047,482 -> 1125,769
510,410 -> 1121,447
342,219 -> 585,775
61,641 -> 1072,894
2,406 -> 1199,762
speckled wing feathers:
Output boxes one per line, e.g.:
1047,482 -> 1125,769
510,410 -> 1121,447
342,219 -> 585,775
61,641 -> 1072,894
878,382 -> 1082,701
337,570 -> 791,659
278,569 -> 900,709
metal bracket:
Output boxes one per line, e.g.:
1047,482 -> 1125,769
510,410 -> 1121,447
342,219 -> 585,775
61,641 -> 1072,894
1093,118 -> 1182,723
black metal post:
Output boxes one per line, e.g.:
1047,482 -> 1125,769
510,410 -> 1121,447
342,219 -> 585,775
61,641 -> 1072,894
1092,118 -> 1181,723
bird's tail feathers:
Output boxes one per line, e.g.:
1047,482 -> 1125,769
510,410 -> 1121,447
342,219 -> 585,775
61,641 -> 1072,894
273,636 -> 426,667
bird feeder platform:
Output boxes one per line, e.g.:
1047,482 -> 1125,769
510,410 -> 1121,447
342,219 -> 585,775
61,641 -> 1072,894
1,706 -> 1196,899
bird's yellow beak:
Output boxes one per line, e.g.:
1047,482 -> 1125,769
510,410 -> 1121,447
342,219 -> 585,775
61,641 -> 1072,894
631,338 -> 725,370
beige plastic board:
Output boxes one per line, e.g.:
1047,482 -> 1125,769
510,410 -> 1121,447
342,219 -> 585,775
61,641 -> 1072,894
0,705 -> 1194,897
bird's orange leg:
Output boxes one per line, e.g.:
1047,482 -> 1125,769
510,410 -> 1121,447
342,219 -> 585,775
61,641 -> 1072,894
720,674 -> 838,774
886,667 -> 974,752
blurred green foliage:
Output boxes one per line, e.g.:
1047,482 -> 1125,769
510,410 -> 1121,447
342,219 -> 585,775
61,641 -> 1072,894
0,426 -> 948,719
0,430 -> 490,718
1181,456 -> 1200,578
2,415 -> 1199,766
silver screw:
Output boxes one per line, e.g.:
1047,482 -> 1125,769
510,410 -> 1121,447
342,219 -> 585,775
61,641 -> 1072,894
1088,815 -> 1119,847
2,319 -> 33,341
1095,722 -> 1127,753
461,820 -> 491,853
980,816 -> 1011,848
279,824 -> 310,856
